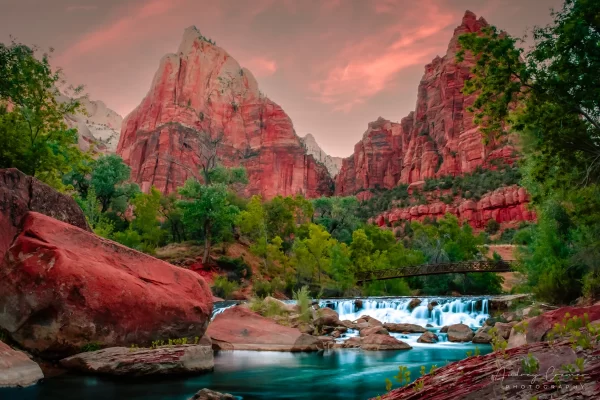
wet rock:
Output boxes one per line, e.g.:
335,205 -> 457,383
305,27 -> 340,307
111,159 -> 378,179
358,315 -> 382,327
485,318 -> 497,326
417,331 -> 439,344
335,326 -> 348,333
296,323 -> 315,335
427,301 -> 439,312
440,326 -> 449,333
342,337 -> 362,349
408,298 -> 422,310
0,340 -> 44,388
60,345 -> 214,376
383,323 -> 427,334
447,324 -> 475,342
314,308 -> 340,327
338,320 -> 357,330
354,299 -> 363,309
188,388 -> 235,400
207,306 -> 321,351
361,335 -> 412,351
472,325 -> 492,344
331,331 -> 341,339
360,326 -> 389,337
425,324 -> 434,328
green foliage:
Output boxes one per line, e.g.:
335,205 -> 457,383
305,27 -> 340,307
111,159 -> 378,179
547,313 -> 600,350
521,353 -> 540,374
313,196 -> 360,243
217,256 -> 252,282
485,219 -> 500,235
363,279 -> 411,297
80,342 -> 102,352
0,40 -> 87,189
211,276 -> 239,300
90,154 -> 139,212
459,0 -> 600,303
131,187 -> 165,253
178,177 -> 240,263
293,286 -> 312,323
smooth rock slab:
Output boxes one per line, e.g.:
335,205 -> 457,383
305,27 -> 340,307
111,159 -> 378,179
207,306 -> 321,351
0,340 -> 44,387
60,345 -> 214,377
361,334 -> 412,351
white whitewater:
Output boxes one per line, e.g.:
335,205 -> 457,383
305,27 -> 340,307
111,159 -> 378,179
320,297 -> 489,328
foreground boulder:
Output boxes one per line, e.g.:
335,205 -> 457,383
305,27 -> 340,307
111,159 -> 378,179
207,306 -> 322,351
0,340 -> 44,388
361,334 -> 412,351
472,325 -> 492,344
383,323 -> 426,334
60,345 -> 213,376
447,324 -> 475,342
508,305 -> 600,349
0,168 -> 89,262
189,389 -> 235,400
377,339 -> 600,400
314,307 -> 340,327
0,212 -> 213,359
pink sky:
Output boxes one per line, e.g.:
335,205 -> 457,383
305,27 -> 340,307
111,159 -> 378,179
1,0 -> 561,157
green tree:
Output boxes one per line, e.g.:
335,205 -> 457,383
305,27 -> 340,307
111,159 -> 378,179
90,154 -> 138,212
329,242 -> 354,293
131,187 -> 165,253
459,0 -> 600,302
313,196 -> 360,243
0,40 -> 86,189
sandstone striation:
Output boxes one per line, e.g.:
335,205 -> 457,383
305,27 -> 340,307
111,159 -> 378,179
335,12 -> 528,228
117,26 -> 332,198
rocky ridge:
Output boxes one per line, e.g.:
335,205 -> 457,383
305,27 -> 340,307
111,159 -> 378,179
117,26 -> 333,198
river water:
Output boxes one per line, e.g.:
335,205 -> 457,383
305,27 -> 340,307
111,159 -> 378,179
3,297 -> 492,400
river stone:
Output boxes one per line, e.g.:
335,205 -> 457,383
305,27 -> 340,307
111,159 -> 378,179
0,340 -> 44,387
447,324 -> 475,342
383,323 -> 426,333
472,325 -> 492,344
440,326 -> 449,333
60,345 -> 214,376
408,298 -> 422,310
360,326 -> 389,337
339,320 -> 356,330
189,389 -> 235,400
342,337 -> 362,348
417,331 -> 439,344
495,322 -> 517,340
361,335 -> 412,351
427,301 -> 439,311
314,307 -> 340,327
359,315 -> 383,327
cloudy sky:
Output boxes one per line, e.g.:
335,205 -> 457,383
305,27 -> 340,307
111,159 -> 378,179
1,0 -> 561,157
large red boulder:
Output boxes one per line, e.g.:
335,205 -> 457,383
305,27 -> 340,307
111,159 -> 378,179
206,306 -> 321,351
117,26 -> 333,199
508,305 -> 600,349
0,168 -> 89,262
0,212 -> 213,359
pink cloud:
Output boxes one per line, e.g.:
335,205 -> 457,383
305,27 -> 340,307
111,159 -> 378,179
245,57 -> 278,77
310,0 -> 456,112
57,0 -> 185,64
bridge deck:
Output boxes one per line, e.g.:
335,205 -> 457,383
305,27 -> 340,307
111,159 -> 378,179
356,260 -> 513,283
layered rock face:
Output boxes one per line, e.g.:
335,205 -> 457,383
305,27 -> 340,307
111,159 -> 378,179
61,96 -> 123,153
117,27 -> 333,198
336,11 -> 517,196
300,133 -> 343,177
378,185 -> 536,228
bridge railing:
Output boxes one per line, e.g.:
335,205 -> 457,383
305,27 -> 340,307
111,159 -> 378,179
356,260 -> 513,283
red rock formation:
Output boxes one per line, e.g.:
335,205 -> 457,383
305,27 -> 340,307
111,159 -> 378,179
0,211 -> 213,359
207,306 -> 321,351
377,186 -> 535,229
118,27 -> 332,199
336,11 -> 517,196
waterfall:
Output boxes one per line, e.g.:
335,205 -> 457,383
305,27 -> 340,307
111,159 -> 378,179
319,297 -> 489,328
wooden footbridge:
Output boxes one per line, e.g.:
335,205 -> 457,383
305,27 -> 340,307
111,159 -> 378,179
356,260 -> 513,283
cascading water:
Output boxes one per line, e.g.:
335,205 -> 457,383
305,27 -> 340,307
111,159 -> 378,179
319,297 -> 490,328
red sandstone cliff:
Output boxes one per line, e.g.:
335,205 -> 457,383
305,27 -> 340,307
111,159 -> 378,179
335,11 -> 517,196
117,27 -> 332,198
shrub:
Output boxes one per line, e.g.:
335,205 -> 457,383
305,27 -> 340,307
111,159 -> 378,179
293,285 -> 312,323
216,256 -> 252,282
81,342 -> 102,352
485,219 -> 500,234
582,271 -> 600,300
212,276 -> 239,299
253,279 -> 273,297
